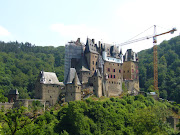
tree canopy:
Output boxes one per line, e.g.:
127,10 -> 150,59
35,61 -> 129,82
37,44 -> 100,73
0,41 -> 64,99
138,36 -> 180,103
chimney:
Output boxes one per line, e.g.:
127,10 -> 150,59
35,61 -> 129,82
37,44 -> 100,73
98,41 -> 101,54
92,39 -> 95,44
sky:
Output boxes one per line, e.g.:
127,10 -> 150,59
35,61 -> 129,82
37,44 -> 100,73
0,0 -> 180,53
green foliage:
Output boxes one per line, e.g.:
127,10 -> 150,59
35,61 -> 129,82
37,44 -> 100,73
54,96 -> 176,135
0,41 -> 64,99
0,89 -> 7,102
0,95 -> 178,135
0,106 -> 32,135
138,36 -> 180,103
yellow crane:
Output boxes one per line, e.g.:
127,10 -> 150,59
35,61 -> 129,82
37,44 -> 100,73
118,25 -> 177,91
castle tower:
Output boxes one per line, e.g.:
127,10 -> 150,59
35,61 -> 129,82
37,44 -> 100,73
8,89 -> 19,103
102,43 -> 123,96
64,38 -> 84,82
34,70 -> 64,106
84,38 -> 99,75
89,69 -> 103,97
123,49 -> 139,80
123,49 -> 139,95
65,68 -> 81,102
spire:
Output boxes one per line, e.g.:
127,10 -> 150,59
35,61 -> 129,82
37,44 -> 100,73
72,72 -> 78,86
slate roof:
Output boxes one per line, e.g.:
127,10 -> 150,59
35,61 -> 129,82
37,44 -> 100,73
9,89 -> 19,95
40,71 -> 61,85
65,68 -> 81,85
78,57 -> 90,72
85,38 -> 98,54
93,69 -> 102,77
102,43 -> 121,58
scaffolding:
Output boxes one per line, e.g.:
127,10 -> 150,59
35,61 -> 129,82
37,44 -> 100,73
64,41 -> 84,82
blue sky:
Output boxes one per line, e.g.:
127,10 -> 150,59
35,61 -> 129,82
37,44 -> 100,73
0,0 -> 179,53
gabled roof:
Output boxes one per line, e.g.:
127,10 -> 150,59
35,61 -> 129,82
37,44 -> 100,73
85,38 -> 98,54
40,71 -> 61,85
65,68 -> 81,85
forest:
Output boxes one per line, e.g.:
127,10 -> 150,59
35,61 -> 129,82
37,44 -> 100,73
0,36 -> 179,103
0,41 -> 64,100
0,95 -> 180,135
138,36 -> 180,103
0,37 -> 180,134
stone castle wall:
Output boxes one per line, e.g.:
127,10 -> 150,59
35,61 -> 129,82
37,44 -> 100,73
0,102 -> 14,110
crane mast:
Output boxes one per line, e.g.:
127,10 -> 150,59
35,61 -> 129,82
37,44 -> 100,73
153,25 -> 158,91
117,26 -> 177,91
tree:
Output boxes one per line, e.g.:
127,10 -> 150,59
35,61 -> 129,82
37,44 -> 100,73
0,107 -> 32,135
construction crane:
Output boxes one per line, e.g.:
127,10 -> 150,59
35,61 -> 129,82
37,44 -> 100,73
117,25 -> 177,91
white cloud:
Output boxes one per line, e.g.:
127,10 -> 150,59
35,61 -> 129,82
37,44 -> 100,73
112,0 -> 180,53
50,23 -> 110,44
0,26 -> 10,36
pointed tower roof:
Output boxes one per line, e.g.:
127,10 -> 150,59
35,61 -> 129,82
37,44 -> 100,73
65,68 -> 81,85
93,69 -> 102,77
85,38 -> 98,54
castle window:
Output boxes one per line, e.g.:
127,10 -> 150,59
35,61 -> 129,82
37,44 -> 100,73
111,75 -> 112,78
112,81 -> 113,84
119,70 -> 121,73
124,71 -> 125,73
114,75 -> 115,78
93,68 -> 94,71
113,69 -> 115,72
93,61 -> 94,65
71,93 -> 72,96
96,62 -> 97,65
49,79 -> 51,82
118,64 -> 119,66
119,82 -> 120,85
132,69 -> 134,73
107,68 -> 110,72
128,70 -> 129,73
50,96 -> 52,98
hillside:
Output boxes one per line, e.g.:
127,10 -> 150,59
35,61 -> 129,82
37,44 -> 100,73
0,36 -> 179,103
0,41 -> 65,99
0,95 -> 179,135
138,36 -> 180,103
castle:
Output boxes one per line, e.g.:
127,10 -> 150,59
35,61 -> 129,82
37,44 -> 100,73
0,37 -> 139,109
63,38 -> 139,102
